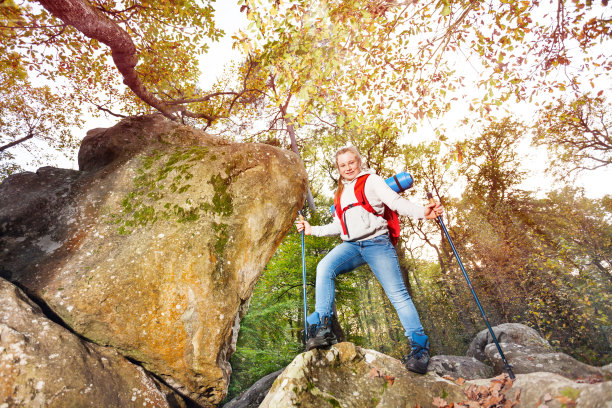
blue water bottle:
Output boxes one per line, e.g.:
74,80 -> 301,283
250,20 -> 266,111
330,171 -> 414,214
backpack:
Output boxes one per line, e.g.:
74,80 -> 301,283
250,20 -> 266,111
334,174 -> 401,246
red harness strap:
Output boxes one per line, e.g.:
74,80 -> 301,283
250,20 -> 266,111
334,174 -> 400,245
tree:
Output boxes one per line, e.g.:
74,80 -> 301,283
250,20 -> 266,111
4,0 -> 610,183
4,0 -> 231,120
535,94 -> 612,173
447,118 -> 612,363
1,0 -> 275,177
237,0 -> 611,136
460,117 -> 527,208
0,70 -> 83,179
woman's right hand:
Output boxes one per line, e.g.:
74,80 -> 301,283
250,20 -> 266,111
295,219 -> 312,235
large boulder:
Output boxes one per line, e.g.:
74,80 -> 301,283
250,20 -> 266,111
470,372 -> 612,408
467,323 -> 608,380
223,368 -> 284,408
483,343 -> 607,381
260,342 -> 466,408
261,342 -> 611,408
0,278 -> 185,407
0,114 -> 308,405
429,355 -> 495,380
466,323 -> 552,363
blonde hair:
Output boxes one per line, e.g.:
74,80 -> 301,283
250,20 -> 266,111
334,146 -> 363,202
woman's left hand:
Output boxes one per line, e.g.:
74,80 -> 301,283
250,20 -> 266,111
424,202 -> 443,220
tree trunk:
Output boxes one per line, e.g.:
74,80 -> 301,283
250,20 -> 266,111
280,107 -> 316,212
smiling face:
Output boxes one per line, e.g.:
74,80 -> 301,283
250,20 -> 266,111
337,151 -> 361,182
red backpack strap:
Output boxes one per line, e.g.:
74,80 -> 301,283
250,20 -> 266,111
353,175 -> 374,213
335,174 -> 371,236
334,193 -> 348,235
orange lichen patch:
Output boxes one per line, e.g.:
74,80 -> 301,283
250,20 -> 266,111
0,362 -> 18,402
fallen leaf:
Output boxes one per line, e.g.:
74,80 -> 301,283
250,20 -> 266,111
490,381 -> 503,396
576,375 -> 603,384
368,367 -> 381,378
382,374 -> 395,386
368,367 -> 394,385
443,375 -> 456,381
483,395 -> 504,406
555,396 -> 577,407
455,377 -> 466,385
432,397 -> 449,407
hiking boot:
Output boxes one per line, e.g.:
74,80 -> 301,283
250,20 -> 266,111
305,315 -> 337,351
402,332 -> 430,374
402,345 -> 430,374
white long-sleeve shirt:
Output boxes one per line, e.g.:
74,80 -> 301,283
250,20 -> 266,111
311,169 -> 426,241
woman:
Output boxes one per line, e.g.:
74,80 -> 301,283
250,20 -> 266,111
295,146 -> 443,374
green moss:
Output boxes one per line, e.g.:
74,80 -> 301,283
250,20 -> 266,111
212,222 -> 229,256
109,146 -> 233,235
326,397 -> 341,408
141,149 -> 162,169
133,205 -> 156,226
174,205 -> 200,223
371,397 -> 380,405
560,387 -> 580,403
199,173 -> 234,216
177,184 -> 191,194
118,225 -> 131,235
441,389 -> 448,399
306,382 -> 315,391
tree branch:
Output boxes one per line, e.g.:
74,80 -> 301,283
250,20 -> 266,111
0,131 -> 35,152
37,0 -> 180,120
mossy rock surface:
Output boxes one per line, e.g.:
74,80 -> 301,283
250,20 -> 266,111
0,114 -> 308,406
0,278 -> 184,407
261,342 -> 612,408
261,343 -> 465,408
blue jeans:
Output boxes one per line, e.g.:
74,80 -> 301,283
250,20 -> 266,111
314,234 -> 426,343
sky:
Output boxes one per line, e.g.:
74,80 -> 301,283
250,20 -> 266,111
13,1 -> 611,199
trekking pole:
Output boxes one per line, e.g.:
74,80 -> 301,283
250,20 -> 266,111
298,211 -> 309,343
427,192 -> 515,379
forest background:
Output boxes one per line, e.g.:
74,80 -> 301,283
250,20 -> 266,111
1,0 -> 611,403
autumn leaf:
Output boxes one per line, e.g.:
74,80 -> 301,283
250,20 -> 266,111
555,395 -> 577,407
432,396 -> 449,407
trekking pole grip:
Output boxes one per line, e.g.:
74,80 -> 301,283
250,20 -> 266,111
426,191 -> 435,204
426,191 -> 442,224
